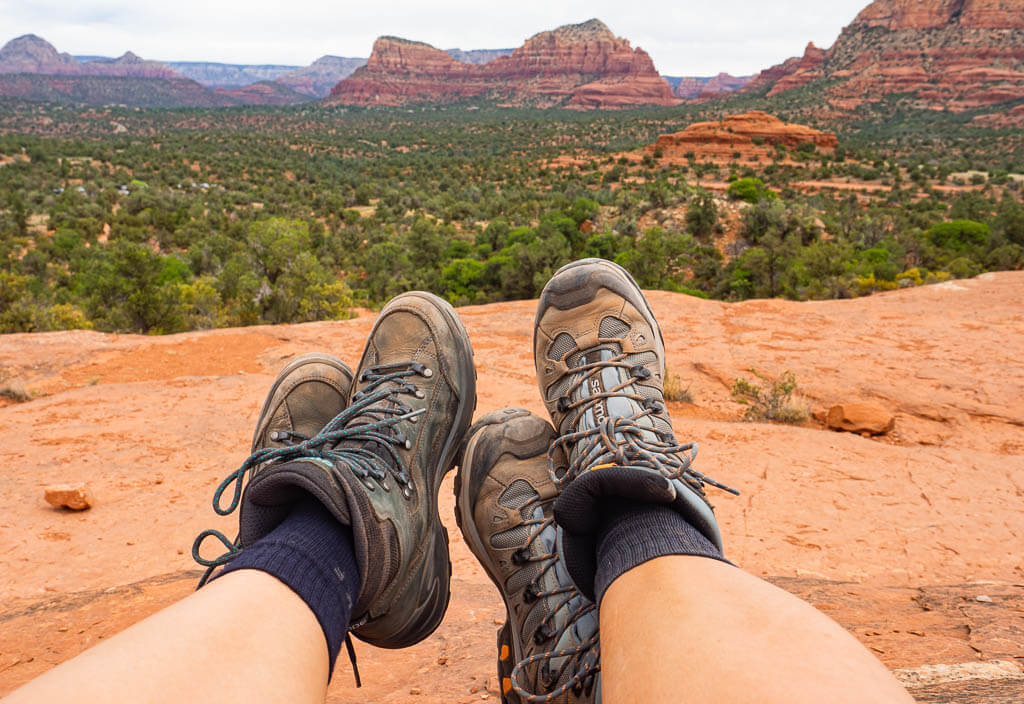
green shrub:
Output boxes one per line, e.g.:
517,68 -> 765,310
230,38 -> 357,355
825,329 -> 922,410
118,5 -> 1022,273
925,220 -> 990,251
731,370 -> 808,424
727,177 -> 776,204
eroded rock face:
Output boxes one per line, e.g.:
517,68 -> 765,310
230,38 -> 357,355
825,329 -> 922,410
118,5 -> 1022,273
647,111 -> 837,162
328,19 -> 680,109
743,0 -> 1024,117
853,0 -> 1024,30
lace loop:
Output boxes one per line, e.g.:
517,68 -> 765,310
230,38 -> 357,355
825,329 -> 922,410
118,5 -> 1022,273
548,353 -> 739,497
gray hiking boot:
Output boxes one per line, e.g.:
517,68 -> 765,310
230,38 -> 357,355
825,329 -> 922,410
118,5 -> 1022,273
457,409 -> 600,703
533,258 -> 736,599
200,292 -> 477,648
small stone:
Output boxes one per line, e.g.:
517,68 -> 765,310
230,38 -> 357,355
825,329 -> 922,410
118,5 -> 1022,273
437,656 -> 448,665
470,685 -> 480,694
409,688 -> 421,695
826,402 -> 895,436
44,484 -> 94,511
976,594 -> 994,603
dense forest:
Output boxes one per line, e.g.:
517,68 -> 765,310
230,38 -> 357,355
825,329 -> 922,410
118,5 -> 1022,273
1,96 -> 1022,334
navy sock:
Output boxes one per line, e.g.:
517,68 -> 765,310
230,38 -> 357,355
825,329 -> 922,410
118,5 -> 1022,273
215,496 -> 361,675
593,500 -> 727,605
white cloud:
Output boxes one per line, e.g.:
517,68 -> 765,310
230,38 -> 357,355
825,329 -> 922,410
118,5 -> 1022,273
0,0 -> 870,74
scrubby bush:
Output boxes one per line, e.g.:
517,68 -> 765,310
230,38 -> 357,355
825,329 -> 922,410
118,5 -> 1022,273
727,177 -> 776,204
731,370 -> 808,424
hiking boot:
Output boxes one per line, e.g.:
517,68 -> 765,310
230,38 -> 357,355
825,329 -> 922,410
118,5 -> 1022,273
250,352 -> 356,454
533,258 -> 736,599
200,292 -> 477,648
457,409 -> 600,703
192,352 -> 354,583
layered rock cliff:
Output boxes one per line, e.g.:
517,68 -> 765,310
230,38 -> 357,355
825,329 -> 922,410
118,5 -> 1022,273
646,111 -> 837,162
743,0 -> 1024,115
328,19 -> 680,109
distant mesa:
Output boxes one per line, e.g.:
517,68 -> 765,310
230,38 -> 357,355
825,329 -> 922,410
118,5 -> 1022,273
0,34 -> 180,79
445,48 -> 515,65
646,111 -> 838,162
671,73 -> 753,100
328,19 -> 681,109
274,56 -> 368,98
164,61 -> 302,89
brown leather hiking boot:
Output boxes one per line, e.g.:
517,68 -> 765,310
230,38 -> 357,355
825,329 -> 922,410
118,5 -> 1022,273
192,352 -> 354,584
533,258 -> 735,600
457,409 -> 600,703
250,352 -> 355,454
199,292 -> 476,648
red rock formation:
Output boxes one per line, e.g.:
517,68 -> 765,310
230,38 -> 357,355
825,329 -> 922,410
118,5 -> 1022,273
646,111 -> 837,162
673,73 -> 752,100
852,0 -> 1024,29
698,72 -> 753,97
766,43 -> 826,96
0,34 -> 77,73
328,19 -> 680,109
742,0 -> 1024,118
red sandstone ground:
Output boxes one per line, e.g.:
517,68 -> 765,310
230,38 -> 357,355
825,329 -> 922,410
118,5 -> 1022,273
1,273 -> 1022,701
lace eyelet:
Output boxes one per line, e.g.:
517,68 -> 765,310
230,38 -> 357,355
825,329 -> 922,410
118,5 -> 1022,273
511,549 -> 529,566
630,365 -> 652,380
523,585 -> 538,604
556,396 -> 571,413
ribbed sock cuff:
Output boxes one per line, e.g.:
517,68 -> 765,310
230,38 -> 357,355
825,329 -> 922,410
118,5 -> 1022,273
594,500 -> 728,605
215,497 -> 360,675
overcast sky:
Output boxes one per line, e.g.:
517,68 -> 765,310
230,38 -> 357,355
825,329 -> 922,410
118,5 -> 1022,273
1,0 -> 870,76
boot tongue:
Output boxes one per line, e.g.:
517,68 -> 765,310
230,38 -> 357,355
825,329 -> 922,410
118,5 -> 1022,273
569,347 -> 660,459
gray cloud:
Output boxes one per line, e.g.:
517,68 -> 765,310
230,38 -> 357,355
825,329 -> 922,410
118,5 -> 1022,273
0,0 -> 870,74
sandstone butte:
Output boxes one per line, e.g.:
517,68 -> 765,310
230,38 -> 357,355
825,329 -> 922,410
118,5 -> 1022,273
742,0 -> 1024,117
327,19 -> 681,110
646,111 -> 838,162
1,272 -> 1023,701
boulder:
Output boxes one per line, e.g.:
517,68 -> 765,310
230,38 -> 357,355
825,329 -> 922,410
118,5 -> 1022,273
826,402 -> 896,435
44,484 -> 94,510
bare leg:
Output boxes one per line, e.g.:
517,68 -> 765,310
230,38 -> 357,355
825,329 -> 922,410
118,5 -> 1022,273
600,556 -> 913,704
2,570 -> 328,704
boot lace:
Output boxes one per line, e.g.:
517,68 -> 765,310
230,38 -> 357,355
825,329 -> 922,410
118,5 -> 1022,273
548,353 -> 739,496
508,498 -> 600,702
